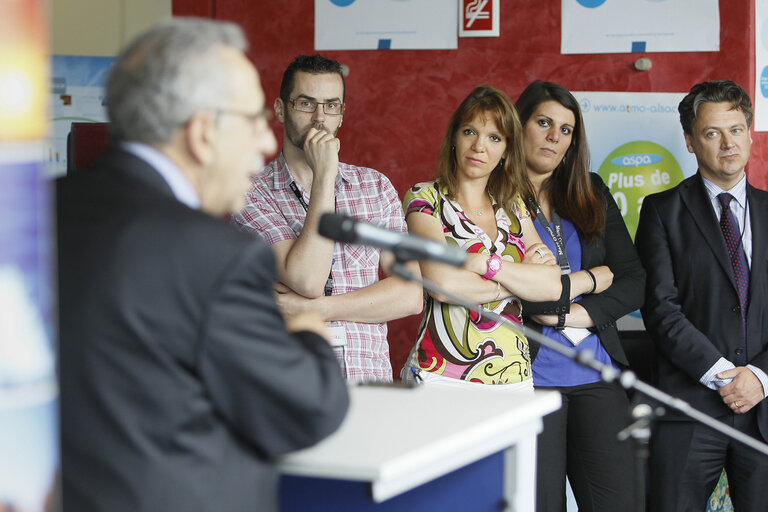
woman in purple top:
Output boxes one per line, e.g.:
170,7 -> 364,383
516,81 -> 646,512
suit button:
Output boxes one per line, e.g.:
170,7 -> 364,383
735,348 -> 744,356
731,306 -> 741,313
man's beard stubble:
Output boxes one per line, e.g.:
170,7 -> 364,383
284,113 -> 338,150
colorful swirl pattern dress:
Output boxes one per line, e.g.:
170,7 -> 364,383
403,180 -> 532,385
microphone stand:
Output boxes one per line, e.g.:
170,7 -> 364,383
389,261 -> 768,512
617,400 -> 662,512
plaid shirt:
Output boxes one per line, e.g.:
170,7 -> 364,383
232,154 -> 406,382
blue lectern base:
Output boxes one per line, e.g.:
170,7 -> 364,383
280,451 -> 505,511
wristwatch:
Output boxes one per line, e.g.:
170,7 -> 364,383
482,253 -> 503,280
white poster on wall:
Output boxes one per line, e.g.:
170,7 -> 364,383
315,0 -> 457,50
562,0 -> 719,54
48,55 -> 113,177
574,91 -> 697,329
755,0 -> 768,131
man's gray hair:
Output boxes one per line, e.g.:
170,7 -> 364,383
678,80 -> 753,136
106,17 -> 247,144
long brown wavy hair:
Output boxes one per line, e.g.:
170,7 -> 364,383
435,85 -> 529,218
516,81 -> 605,243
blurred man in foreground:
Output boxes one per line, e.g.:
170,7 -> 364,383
56,18 -> 348,512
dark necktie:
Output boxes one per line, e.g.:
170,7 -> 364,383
717,193 -> 749,350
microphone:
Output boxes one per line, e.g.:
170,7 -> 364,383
318,212 -> 467,267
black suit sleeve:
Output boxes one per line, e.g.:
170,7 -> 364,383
197,240 -> 349,458
521,174 -> 644,331
744,187 -> 768,375
635,194 -> 724,380
577,175 -> 645,333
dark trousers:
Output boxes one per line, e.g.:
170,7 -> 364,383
649,408 -> 768,512
535,381 -> 637,512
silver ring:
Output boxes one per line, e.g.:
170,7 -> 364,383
535,247 -> 546,257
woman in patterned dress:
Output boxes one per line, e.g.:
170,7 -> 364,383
401,84 -> 562,392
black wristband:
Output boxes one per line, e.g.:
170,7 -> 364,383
584,268 -> 597,294
556,312 -> 566,330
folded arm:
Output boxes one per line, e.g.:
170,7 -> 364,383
576,177 -> 645,331
275,252 -> 423,323
407,211 -> 561,304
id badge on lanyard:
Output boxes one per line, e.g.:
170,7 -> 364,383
327,321 -> 346,347
535,204 -> 591,345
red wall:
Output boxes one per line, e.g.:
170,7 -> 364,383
174,0 -> 767,375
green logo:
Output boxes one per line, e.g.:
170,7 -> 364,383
597,141 -> 684,240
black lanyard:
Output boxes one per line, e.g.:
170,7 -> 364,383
289,181 -> 310,210
534,204 -> 571,275
290,181 -> 334,296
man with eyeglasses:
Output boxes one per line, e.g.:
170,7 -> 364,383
233,54 -> 422,382
57,20 -> 348,512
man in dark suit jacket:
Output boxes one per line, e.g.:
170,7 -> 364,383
57,18 -> 349,512
636,80 -> 768,511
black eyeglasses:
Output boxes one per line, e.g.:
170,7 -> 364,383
287,98 -> 345,116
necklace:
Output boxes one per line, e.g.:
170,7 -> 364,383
455,194 -> 491,218
476,204 -> 493,216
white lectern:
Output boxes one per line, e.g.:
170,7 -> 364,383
278,384 -> 560,511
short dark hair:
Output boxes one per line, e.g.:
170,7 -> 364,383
279,55 -> 345,102
678,80 -> 753,135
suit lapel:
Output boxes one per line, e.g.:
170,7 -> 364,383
680,173 -> 736,288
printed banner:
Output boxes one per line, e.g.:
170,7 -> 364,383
576,91 -> 697,237
315,0 -> 457,50
0,148 -> 58,512
1,3 -> 59,510
47,55 -> 112,177
756,0 -> 768,131
562,0 -> 719,54
574,91 -> 697,329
